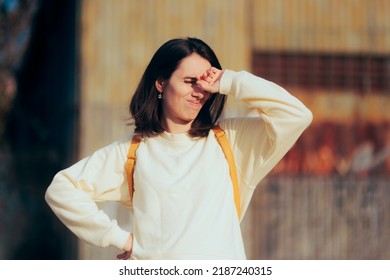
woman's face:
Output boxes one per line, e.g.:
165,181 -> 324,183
157,53 -> 211,130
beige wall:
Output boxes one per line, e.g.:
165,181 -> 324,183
252,0 -> 390,53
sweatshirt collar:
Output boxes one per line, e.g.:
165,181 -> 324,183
159,131 -> 197,144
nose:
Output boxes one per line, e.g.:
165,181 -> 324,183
192,84 -> 209,100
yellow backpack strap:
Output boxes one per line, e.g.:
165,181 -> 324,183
212,125 -> 241,219
125,134 -> 142,202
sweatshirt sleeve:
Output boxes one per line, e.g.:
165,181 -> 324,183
218,70 -> 313,217
45,136 -> 132,250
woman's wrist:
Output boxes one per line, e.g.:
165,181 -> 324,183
123,233 -> 133,251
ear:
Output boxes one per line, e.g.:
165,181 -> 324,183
155,79 -> 164,93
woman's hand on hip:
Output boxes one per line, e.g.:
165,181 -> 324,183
116,233 -> 133,260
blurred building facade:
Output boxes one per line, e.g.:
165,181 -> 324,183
1,0 -> 389,259
77,0 -> 390,259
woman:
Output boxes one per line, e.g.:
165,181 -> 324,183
45,37 -> 312,260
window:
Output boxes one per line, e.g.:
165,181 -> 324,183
252,52 -> 390,93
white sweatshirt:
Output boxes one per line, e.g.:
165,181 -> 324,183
45,70 -> 312,259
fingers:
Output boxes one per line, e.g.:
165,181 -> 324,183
196,67 -> 223,94
116,250 -> 132,260
196,79 -> 213,94
199,67 -> 220,85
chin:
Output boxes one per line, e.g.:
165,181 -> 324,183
182,118 -> 196,123
181,113 -> 199,122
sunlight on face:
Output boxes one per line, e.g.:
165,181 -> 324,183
160,53 -> 211,132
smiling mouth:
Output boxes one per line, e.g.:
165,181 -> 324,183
187,100 -> 202,107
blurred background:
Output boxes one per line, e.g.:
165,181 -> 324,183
0,0 -> 389,260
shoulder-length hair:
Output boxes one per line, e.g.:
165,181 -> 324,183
129,37 -> 226,137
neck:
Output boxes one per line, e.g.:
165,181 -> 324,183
162,118 -> 193,134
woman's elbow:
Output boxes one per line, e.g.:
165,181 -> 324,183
44,172 -> 64,207
301,107 -> 313,128
289,107 -> 313,135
